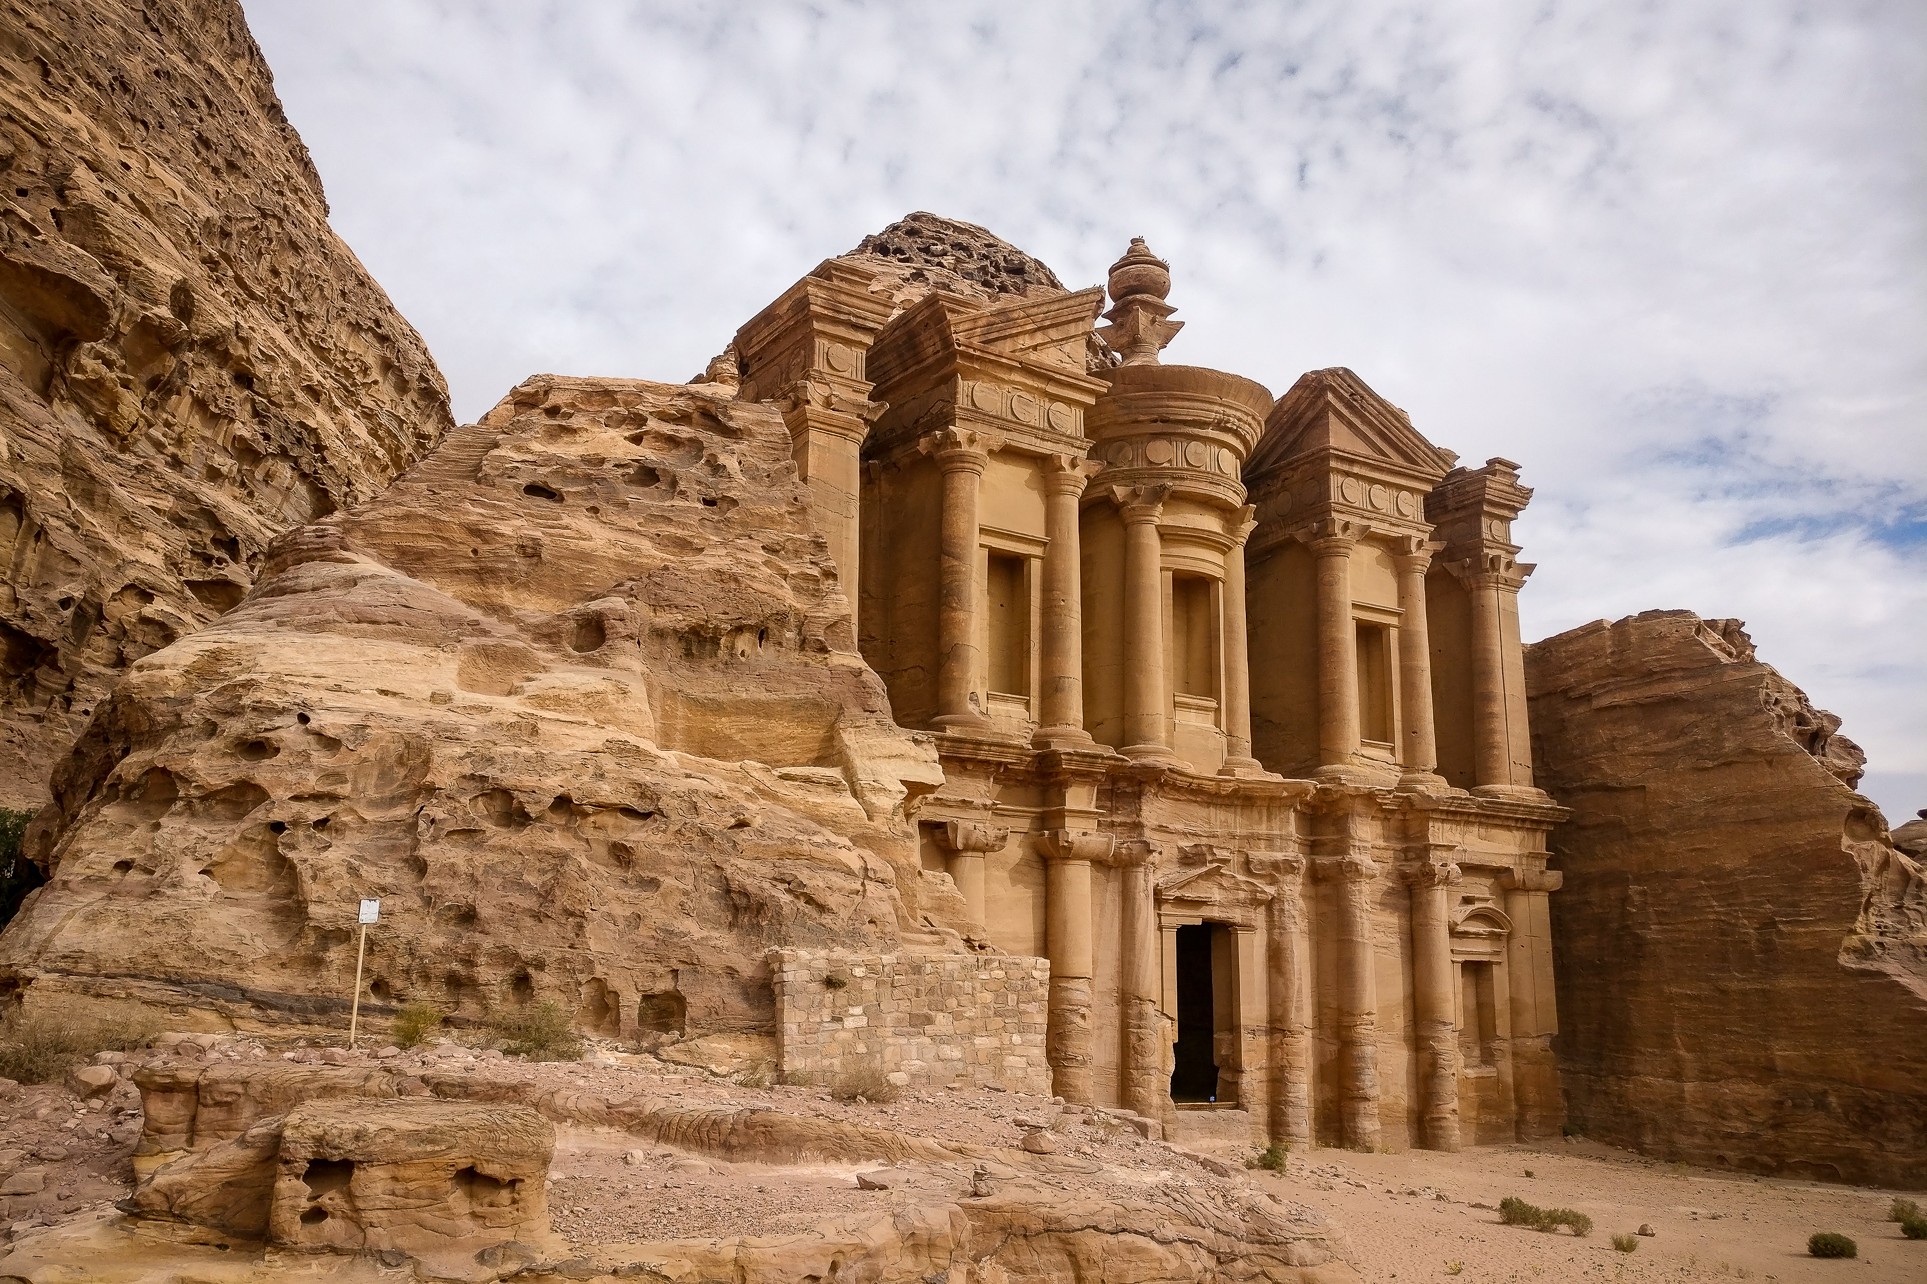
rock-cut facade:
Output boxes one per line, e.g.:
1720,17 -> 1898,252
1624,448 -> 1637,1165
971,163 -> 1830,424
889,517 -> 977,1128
733,214 -> 1568,1150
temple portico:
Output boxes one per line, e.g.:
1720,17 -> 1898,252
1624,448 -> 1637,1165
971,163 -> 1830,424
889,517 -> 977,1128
733,214 -> 1567,1152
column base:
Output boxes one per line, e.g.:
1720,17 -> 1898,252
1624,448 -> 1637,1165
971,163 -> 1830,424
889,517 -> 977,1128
1471,782 -> 1552,803
1121,742 -> 1182,766
933,711 -> 995,733
1218,756 -> 1276,780
1032,724 -> 1097,751
1396,770 -> 1452,793
1313,760 -> 1398,787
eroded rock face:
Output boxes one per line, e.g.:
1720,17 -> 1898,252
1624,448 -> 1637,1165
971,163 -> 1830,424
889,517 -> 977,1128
0,0 -> 453,806
1525,610 -> 1927,1186
0,375 -> 950,1037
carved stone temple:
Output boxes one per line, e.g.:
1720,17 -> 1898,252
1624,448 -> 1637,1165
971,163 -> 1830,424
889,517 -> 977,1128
735,214 -> 1568,1150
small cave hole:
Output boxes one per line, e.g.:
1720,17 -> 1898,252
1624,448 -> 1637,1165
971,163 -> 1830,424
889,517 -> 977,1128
112,860 -> 134,874
235,737 -> 279,762
453,1165 -> 518,1209
311,816 -> 331,830
301,1157 -> 354,1204
522,482 -> 562,502
700,496 -> 718,507
370,977 -> 392,1001
296,712 -> 311,725
267,820 -> 287,834
756,628 -> 768,647
728,816 -> 752,830
510,972 -> 535,1005
628,463 -> 662,487
547,794 -> 576,821
569,616 -> 606,653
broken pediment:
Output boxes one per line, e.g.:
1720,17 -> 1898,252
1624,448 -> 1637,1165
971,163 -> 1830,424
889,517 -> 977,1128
948,288 -> 1106,375
1248,367 -> 1458,483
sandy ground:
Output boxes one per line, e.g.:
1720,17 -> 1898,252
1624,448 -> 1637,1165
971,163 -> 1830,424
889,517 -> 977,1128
1259,1138 -> 1925,1283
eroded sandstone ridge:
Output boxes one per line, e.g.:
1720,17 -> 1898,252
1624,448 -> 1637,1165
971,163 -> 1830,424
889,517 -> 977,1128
1525,610 -> 1927,1186
0,0 -> 453,805
0,375 -> 952,1036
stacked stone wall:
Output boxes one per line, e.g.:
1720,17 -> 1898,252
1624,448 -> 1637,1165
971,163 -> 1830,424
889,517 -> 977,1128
771,949 -> 1051,1094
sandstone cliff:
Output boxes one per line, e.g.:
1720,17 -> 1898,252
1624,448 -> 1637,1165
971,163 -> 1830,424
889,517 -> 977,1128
0,0 -> 453,807
0,374 -> 953,1037
1525,610 -> 1927,1187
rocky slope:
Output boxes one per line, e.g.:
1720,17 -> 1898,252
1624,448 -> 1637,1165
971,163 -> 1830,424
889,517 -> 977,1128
1525,610 -> 1927,1186
0,0 -> 453,806
0,374 -> 954,1039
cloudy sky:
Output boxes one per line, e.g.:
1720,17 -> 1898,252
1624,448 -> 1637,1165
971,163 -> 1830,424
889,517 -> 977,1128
244,0 -> 1925,820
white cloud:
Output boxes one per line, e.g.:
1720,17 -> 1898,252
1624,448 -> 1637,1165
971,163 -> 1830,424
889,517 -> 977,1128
244,0 -> 1926,820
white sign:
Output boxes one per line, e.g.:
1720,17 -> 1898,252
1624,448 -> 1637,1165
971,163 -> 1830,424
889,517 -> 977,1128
358,899 -> 380,925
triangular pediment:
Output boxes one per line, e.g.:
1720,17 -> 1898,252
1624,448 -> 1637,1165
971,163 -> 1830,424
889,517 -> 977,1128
1247,367 -> 1457,482
1157,862 -> 1273,909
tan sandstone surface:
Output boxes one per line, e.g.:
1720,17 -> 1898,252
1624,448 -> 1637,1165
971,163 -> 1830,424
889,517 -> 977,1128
0,373 -> 958,1038
0,0 -> 453,806
0,1031 -> 1357,1281
1525,611 -> 1927,1188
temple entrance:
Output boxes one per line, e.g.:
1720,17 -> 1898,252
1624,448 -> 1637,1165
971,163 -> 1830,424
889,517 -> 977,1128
1170,922 -> 1235,1103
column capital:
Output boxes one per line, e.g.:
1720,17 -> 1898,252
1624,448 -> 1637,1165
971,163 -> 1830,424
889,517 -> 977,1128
933,820 -> 1011,855
919,426 -> 1001,472
1401,857 -> 1462,888
1229,503 -> 1258,547
1447,551 -> 1532,592
1038,829 -> 1116,865
1313,853 -> 1380,884
1248,850 -> 1307,882
1499,867 -> 1563,894
1110,482 -> 1173,526
1042,453 -> 1106,498
1100,837 -> 1160,869
1296,516 -> 1369,557
1390,535 -> 1445,577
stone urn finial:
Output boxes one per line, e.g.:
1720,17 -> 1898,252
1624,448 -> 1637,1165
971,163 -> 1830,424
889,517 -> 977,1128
1098,237 -> 1182,366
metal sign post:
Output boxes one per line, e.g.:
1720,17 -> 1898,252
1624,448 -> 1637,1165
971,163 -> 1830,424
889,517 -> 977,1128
348,899 -> 379,1048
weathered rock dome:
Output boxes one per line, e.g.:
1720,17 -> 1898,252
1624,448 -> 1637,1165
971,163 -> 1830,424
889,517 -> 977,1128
836,212 -> 1065,311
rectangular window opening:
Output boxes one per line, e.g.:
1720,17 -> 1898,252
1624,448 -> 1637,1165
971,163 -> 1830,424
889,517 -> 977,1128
987,551 -> 1030,698
1355,620 -> 1394,744
1172,574 -> 1218,700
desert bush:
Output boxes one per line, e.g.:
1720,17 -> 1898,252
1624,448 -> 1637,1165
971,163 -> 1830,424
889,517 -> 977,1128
488,1001 -> 584,1061
0,1006 -> 156,1084
1497,1197 -> 1590,1236
1612,1233 -> 1638,1253
735,1059 -> 775,1089
828,1064 -> 899,1103
0,807 -> 40,927
1900,1215 -> 1927,1240
1249,1143 -> 1288,1173
1807,1232 -> 1856,1259
391,1001 -> 445,1049
1891,1197 -> 1921,1222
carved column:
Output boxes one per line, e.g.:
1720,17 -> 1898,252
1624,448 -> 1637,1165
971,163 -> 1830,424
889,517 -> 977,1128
1404,853 -> 1463,1151
1459,559 -> 1537,794
1118,485 -> 1177,762
1392,538 -> 1445,788
1037,829 -> 1113,1103
1257,851 -> 1312,1149
1318,850 -> 1381,1150
922,429 -> 995,731
1220,507 -> 1263,775
933,821 -> 1009,926
1036,455 -> 1102,749
1308,521 -> 1362,776
1111,838 -> 1166,1125
1500,866 -> 1564,1139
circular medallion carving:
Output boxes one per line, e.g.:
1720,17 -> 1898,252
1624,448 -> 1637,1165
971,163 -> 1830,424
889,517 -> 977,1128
1183,440 -> 1208,468
824,343 -> 854,374
1107,441 -> 1135,466
971,382 -> 1001,414
1217,448 -> 1237,475
1368,483 -> 1390,512
1145,439 -> 1175,466
1395,491 -> 1418,518
1339,477 -> 1364,505
1047,401 -> 1073,432
1486,517 -> 1508,540
1009,391 -> 1039,424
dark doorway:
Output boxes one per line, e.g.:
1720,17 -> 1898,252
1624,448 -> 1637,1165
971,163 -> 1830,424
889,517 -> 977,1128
1171,923 -> 1222,1103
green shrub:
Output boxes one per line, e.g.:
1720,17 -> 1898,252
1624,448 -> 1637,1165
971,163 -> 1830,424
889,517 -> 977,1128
1250,1143 -> 1288,1173
1497,1197 -> 1590,1236
1900,1215 -> 1927,1240
1807,1232 -> 1856,1259
1891,1197 -> 1921,1222
1611,1232 -> 1638,1253
391,1001 -> 445,1049
488,1001 -> 583,1061
0,807 -> 40,928
0,1006 -> 156,1084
